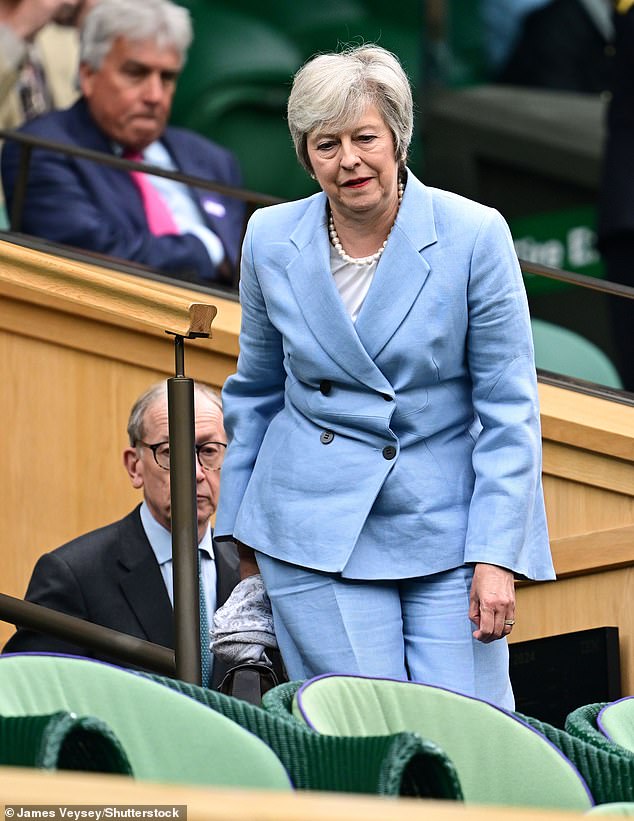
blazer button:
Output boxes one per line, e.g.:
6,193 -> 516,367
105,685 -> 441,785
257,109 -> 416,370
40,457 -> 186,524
320,430 -> 335,445
382,445 -> 397,460
381,393 -> 393,401
319,380 -> 332,396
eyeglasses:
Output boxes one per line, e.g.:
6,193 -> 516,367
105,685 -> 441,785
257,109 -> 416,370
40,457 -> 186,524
136,440 -> 227,472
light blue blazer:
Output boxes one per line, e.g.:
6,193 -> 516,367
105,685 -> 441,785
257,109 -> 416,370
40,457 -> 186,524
215,170 -> 555,582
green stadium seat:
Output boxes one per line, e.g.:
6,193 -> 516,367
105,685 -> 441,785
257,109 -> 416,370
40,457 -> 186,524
0,711 -> 132,775
171,3 -> 302,123
182,85 -> 317,200
531,318 -> 623,389
280,675 -> 594,811
0,654 -> 292,790
586,803 -> 634,815
598,699 -> 634,753
144,671 -> 463,799
221,0 -> 368,38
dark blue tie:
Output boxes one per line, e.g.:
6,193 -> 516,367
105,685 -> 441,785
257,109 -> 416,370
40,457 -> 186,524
198,550 -> 211,688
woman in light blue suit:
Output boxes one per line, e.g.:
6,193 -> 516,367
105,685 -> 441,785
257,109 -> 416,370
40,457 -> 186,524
214,45 -> 555,709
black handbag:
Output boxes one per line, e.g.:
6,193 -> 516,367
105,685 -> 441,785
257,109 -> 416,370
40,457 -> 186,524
218,649 -> 288,706
218,661 -> 280,705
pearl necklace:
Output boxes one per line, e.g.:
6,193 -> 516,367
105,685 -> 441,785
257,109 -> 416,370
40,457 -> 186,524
328,180 -> 404,265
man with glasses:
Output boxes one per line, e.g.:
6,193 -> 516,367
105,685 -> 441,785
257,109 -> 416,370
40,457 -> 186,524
2,380 -> 240,688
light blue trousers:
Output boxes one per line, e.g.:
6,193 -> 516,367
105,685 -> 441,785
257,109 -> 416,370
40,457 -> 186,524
256,554 -> 514,711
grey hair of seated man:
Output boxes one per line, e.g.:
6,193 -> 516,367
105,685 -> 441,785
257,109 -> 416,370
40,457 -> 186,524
126,381 -> 223,447
286,44 -> 414,176
80,0 -> 193,70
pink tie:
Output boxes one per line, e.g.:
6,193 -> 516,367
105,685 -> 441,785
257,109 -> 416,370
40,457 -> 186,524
125,151 -> 180,236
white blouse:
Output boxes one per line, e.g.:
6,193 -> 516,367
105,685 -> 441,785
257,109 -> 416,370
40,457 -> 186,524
329,244 -> 378,322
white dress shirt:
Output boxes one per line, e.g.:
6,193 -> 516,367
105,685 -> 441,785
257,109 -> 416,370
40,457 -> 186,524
130,141 -> 225,266
139,501 -> 217,628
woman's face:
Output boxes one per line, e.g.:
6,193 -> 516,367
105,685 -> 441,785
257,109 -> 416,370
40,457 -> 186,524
306,103 -> 400,221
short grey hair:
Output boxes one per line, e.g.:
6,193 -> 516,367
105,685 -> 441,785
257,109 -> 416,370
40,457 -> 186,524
127,381 -> 222,446
80,0 -> 193,70
287,44 -> 413,175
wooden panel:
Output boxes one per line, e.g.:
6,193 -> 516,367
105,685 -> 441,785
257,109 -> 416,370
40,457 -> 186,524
0,242 -> 240,646
542,474 -> 634,540
513,567 -> 634,694
1,330 -> 161,601
551,524 -> 634,577
543,441 -> 634,496
517,388 -> 634,696
539,381 -> 634,461
0,294 -> 238,388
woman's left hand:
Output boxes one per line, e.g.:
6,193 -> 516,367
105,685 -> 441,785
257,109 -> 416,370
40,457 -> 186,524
469,563 -> 516,643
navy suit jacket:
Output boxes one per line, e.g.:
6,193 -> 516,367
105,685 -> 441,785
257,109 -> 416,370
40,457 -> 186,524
598,4 -> 634,244
2,506 -> 240,689
1,98 -> 245,285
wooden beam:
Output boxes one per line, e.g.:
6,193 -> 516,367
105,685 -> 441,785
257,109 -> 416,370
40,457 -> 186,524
0,240 -> 217,338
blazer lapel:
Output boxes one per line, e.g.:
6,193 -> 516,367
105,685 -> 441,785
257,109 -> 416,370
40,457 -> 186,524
71,99 -> 142,209
286,194 -> 393,393
212,537 -> 240,608
115,510 -> 174,648
354,173 -> 437,360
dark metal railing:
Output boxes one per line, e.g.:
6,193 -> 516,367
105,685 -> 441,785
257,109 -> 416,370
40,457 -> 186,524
0,128 -> 283,235
0,593 -> 174,675
519,258 -> 634,301
2,125 -> 632,305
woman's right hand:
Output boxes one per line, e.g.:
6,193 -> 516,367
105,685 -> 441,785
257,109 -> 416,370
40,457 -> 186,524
236,541 -> 260,580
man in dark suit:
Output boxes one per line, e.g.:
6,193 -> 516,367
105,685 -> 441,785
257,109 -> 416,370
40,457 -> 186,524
497,0 -> 614,93
2,380 -> 240,689
597,0 -> 634,391
1,0 -> 245,286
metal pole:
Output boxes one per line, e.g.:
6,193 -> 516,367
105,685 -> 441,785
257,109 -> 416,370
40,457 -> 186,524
10,144 -> 32,232
0,593 -> 174,675
168,335 -> 202,685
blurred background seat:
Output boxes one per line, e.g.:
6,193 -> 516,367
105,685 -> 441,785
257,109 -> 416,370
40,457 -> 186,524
531,318 -> 623,389
170,0 -> 423,199
180,84 -> 314,201
171,2 -> 302,104
170,2 -> 307,198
